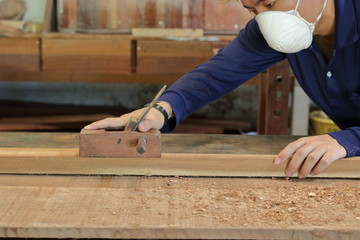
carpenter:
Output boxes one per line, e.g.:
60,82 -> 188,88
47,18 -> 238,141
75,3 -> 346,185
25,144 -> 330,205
85,0 -> 360,178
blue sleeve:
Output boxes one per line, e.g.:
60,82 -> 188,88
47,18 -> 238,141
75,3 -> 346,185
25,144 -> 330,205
327,0 -> 360,157
329,128 -> 360,157
158,19 -> 286,132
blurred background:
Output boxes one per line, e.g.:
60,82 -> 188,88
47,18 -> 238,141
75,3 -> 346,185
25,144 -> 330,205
0,0 -> 328,135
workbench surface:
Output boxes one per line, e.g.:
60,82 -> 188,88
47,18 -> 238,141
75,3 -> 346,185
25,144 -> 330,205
0,132 -> 294,154
0,132 -> 359,239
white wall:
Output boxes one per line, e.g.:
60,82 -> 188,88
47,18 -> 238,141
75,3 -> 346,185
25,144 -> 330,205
22,0 -> 46,22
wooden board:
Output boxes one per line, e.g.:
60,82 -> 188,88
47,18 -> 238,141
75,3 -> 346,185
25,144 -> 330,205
204,0 -> 253,34
57,0 -> 251,34
258,60 -> 293,135
0,132 -> 297,154
0,38 -> 40,72
43,0 -> 56,33
132,28 -> 204,37
56,2 -> 244,36
0,72 -> 184,84
42,38 -> 132,74
59,0 -> 202,32
0,153 -> 359,178
0,114 -> 113,131
0,175 -> 359,239
0,132 -> 359,178
136,40 -> 228,74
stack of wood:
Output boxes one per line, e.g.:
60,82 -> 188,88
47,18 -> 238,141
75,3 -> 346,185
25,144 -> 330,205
58,0 -> 253,34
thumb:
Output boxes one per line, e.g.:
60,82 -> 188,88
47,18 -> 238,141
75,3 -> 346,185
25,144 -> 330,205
138,119 -> 152,132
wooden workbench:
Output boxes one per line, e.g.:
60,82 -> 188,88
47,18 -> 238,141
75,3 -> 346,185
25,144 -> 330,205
0,132 -> 359,239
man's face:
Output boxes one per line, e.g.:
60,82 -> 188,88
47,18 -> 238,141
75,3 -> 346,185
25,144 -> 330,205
239,0 -> 294,15
239,0 -> 325,23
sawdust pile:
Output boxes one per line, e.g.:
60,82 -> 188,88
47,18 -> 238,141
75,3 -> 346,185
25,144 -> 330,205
127,177 -> 360,228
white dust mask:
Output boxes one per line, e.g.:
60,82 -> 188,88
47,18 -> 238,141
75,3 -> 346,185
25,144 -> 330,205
255,0 -> 327,53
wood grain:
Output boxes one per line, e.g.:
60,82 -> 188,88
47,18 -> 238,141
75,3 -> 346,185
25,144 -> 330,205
132,28 -> 204,37
136,40 -> 228,74
43,0 -> 55,33
204,0 -> 253,34
116,0 -> 137,29
0,72 -> 183,84
264,60 -> 292,135
59,0 -> 78,30
42,38 -> 131,73
0,132 -> 359,238
0,133 -> 359,178
0,38 -> 40,72
0,114 -> 113,131
258,60 -> 292,135
57,0 -> 253,34
0,71 -> 261,85
0,175 -> 359,239
0,132 -> 293,153
0,153 -> 359,178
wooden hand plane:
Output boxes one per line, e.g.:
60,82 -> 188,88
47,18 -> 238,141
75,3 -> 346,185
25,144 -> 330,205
79,85 -> 166,158
79,128 -> 161,158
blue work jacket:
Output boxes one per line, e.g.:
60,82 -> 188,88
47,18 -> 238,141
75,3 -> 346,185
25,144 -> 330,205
158,0 -> 360,157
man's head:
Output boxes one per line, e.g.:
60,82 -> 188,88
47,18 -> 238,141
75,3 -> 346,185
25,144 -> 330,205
246,0 -> 329,53
239,0 -> 327,23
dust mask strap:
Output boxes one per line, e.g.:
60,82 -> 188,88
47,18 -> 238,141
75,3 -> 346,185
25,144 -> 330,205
314,0 -> 328,25
294,0 -> 328,25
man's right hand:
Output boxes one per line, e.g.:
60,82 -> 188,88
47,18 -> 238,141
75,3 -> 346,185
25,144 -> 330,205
83,101 -> 172,132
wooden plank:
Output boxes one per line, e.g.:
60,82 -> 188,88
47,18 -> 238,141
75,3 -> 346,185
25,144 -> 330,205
262,60 -> 292,135
0,133 -> 359,178
0,38 -> 40,72
116,0 -> 137,29
181,0 -> 204,29
41,32 -> 235,41
164,0 -> 182,28
79,0 -> 97,29
0,148 -> 77,157
0,153 -> 359,178
42,38 -> 131,73
0,132 -> 290,176
257,71 -> 267,134
0,114 -> 113,124
154,0 -> 166,28
0,132 -> 293,153
173,117 -> 252,134
0,72 -> 183,84
137,40 -> 227,74
56,0 -> 254,34
107,0 -> 118,29
0,71 -> 260,85
204,0 -> 253,34
0,114 -> 113,131
132,28 -> 204,37
43,0 -> 55,33
0,175 -> 359,239
59,0 -> 78,30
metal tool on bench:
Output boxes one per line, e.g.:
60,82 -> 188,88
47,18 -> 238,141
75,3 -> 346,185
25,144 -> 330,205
79,85 -> 167,158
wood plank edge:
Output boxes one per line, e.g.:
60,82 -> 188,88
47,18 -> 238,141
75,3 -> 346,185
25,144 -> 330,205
0,226 -> 359,239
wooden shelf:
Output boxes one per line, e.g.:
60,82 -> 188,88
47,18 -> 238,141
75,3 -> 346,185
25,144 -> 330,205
0,32 -> 293,135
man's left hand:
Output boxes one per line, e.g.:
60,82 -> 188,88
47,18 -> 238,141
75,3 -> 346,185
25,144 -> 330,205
274,134 -> 347,178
